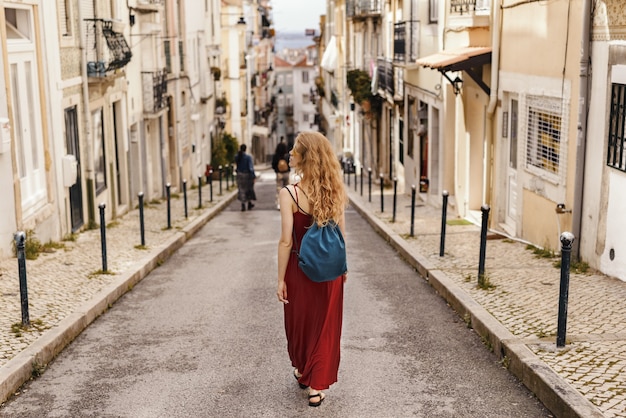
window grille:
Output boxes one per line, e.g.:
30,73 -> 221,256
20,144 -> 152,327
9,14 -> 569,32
607,82 -> 626,172
525,96 -> 567,180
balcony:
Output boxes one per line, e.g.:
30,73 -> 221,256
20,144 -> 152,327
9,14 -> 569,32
85,19 -> 132,78
376,58 -> 394,97
449,0 -> 490,27
133,0 -> 164,13
346,0 -> 382,19
394,21 -> 420,64
142,70 -> 168,114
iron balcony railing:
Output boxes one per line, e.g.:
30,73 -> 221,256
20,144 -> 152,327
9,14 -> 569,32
394,21 -> 420,63
142,70 -> 168,114
450,0 -> 490,15
85,19 -> 132,77
346,0 -> 382,19
377,57 -> 394,96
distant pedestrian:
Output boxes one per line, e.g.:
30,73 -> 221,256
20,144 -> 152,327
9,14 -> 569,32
235,144 -> 256,211
271,140 -> 290,210
276,131 -> 348,407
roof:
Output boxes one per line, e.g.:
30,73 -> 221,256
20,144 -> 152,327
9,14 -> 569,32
415,46 -> 492,72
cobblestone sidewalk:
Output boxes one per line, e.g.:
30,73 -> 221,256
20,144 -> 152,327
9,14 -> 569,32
346,179 -> 625,418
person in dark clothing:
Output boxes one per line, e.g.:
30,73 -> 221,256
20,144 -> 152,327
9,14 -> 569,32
271,141 -> 291,210
235,144 -> 256,211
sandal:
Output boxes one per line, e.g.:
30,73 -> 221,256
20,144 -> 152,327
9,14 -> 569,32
308,392 -> 325,407
293,369 -> 308,389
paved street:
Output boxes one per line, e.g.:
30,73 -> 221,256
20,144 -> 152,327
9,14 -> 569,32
0,166 -> 624,417
0,175 -> 549,417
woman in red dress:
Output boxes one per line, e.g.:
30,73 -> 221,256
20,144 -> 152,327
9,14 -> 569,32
276,131 -> 347,407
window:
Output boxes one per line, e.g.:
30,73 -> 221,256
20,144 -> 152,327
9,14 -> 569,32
407,98 -> 416,158
93,108 -> 107,194
59,0 -> 72,37
302,71 -> 309,83
302,94 -> 310,104
286,74 -> 293,85
429,0 -> 438,23
607,82 -> 626,172
525,97 -> 564,178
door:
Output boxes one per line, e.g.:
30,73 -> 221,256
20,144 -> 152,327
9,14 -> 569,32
65,107 -> 84,231
505,98 -> 519,230
9,51 -> 47,217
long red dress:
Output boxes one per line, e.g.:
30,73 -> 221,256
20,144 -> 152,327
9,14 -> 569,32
284,188 -> 344,391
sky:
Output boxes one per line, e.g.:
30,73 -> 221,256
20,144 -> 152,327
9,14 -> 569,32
270,0 -> 325,34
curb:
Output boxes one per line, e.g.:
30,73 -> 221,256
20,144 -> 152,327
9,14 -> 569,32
348,195 -> 603,418
0,191 -> 238,404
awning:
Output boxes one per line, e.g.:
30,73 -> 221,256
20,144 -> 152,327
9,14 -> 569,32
321,36 -> 338,72
416,46 -> 492,95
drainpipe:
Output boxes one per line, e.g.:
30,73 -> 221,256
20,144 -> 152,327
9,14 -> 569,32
78,3 -> 95,227
485,0 -> 502,208
571,0 -> 592,259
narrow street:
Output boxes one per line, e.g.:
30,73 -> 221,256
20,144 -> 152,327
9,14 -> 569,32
0,173 -> 550,417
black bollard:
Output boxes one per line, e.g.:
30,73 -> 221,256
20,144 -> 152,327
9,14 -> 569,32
440,191 -> 449,257
368,168 -> 372,202
354,163 -> 357,191
183,179 -> 188,218
231,163 -> 235,185
478,204 -> 490,286
410,185 -> 416,237
360,166 -> 364,196
198,176 -> 203,209
226,166 -> 230,190
557,232 -> 575,348
14,231 -> 29,326
218,165 -> 223,195
138,192 -> 145,246
209,170 -> 213,202
347,162 -> 351,187
99,203 -> 107,272
380,174 -> 384,213
166,183 -> 171,229
392,177 -> 398,222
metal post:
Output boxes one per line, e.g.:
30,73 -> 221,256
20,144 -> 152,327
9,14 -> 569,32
14,231 -> 29,326
380,174 -> 384,213
360,166 -> 364,196
99,203 -> 107,272
225,166 -> 229,190
138,192 -> 145,246
557,232 -> 575,347
198,176 -> 203,209
478,204 -> 490,286
209,170 -> 213,202
347,162 -> 351,187
183,179 -> 188,218
166,183 -> 171,229
410,185 -> 416,237
392,177 -> 398,222
440,191 -> 449,257
354,163 -> 357,191
219,165 -> 223,195
231,163 -> 235,185
368,168 -> 372,202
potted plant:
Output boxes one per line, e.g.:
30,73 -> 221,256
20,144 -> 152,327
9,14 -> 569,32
211,66 -> 221,81
347,69 -> 374,112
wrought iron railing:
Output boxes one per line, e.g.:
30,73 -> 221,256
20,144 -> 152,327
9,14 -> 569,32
376,58 -> 394,96
394,21 -> 420,63
142,70 -> 168,114
346,0 -> 382,19
85,19 -> 132,77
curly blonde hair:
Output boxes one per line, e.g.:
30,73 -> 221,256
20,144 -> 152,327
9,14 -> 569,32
293,132 -> 347,226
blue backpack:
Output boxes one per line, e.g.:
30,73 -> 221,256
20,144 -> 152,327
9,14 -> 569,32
287,186 -> 347,282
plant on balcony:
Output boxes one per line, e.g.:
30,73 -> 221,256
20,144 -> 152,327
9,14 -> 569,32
315,76 -> 326,98
347,69 -> 373,109
211,66 -> 221,81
